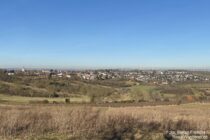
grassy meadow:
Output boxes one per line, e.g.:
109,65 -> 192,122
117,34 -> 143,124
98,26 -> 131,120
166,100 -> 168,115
0,94 -> 89,104
1,71 -> 210,139
0,103 -> 210,140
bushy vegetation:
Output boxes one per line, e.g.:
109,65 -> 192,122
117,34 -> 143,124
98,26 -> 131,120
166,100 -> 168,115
1,71 -> 210,139
0,104 -> 209,140
1,71 -> 210,104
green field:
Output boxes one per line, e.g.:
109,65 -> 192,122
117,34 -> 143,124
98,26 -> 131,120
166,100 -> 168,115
0,94 -> 90,104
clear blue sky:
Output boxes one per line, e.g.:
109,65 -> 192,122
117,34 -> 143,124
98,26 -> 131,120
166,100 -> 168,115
0,0 -> 210,69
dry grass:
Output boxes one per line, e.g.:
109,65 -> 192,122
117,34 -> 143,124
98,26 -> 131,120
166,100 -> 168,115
0,103 -> 210,139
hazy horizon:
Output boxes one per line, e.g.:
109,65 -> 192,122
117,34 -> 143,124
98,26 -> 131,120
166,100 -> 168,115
1,66 -> 210,71
1,0 -> 210,69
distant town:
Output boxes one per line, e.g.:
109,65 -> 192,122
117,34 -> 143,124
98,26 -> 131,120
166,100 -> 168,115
2,68 -> 210,85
